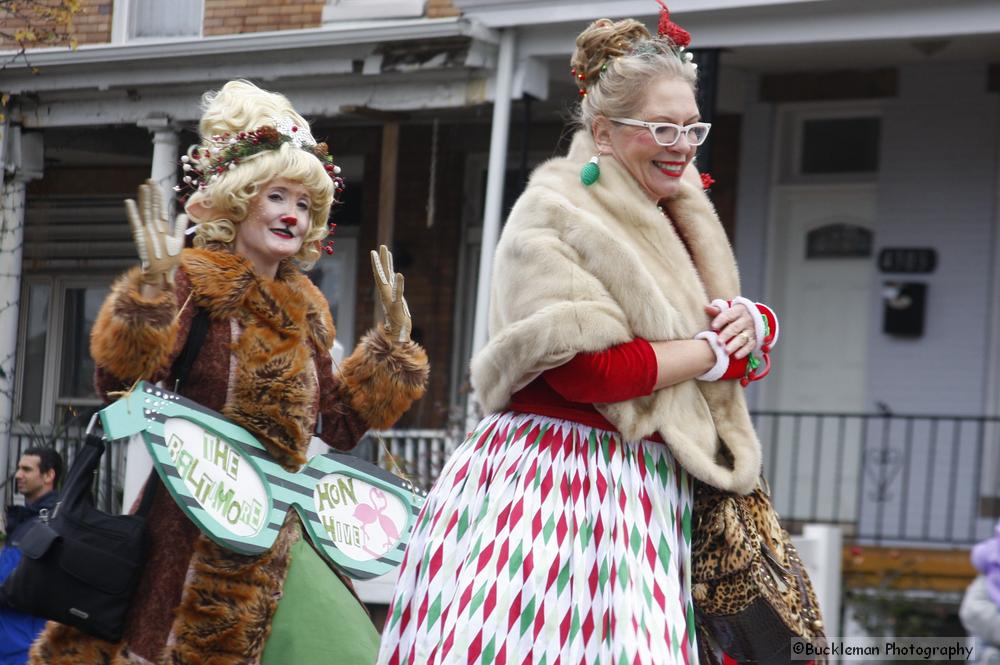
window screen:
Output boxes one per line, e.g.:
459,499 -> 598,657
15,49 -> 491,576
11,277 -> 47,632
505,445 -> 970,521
132,0 -> 202,38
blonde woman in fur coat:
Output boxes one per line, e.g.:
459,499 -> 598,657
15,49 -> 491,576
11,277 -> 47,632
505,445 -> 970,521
378,14 -> 779,665
30,80 -> 429,665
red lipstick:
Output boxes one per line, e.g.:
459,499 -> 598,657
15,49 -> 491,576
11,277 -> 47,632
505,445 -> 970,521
655,161 -> 686,178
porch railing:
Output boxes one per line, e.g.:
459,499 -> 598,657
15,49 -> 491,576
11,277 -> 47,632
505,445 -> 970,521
752,411 -> 1000,546
4,426 -> 127,514
6,413 -> 999,546
355,429 -> 458,491
2,427 -> 458,515
367,413 -> 1000,547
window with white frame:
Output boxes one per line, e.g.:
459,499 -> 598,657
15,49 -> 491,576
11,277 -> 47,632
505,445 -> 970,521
15,261 -> 359,429
16,277 -> 112,428
323,0 -> 427,22
113,0 -> 203,41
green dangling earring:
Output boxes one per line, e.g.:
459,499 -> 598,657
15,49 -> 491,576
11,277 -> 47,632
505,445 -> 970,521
580,154 -> 601,186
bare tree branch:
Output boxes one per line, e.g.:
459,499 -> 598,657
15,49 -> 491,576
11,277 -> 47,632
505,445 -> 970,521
0,0 -> 82,73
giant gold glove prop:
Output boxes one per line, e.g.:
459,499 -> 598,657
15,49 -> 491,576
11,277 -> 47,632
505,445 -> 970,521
371,244 -> 412,344
125,179 -> 188,288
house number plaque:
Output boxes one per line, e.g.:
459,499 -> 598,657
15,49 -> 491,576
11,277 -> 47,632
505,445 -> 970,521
878,248 -> 937,274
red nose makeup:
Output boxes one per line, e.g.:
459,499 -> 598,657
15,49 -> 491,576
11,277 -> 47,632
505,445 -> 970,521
280,215 -> 297,226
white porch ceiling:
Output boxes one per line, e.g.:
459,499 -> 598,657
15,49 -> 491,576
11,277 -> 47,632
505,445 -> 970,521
510,0 -> 1000,56
455,0 -> 1000,47
15,71 -> 493,128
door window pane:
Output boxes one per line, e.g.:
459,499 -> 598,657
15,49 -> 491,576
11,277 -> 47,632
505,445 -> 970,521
17,283 -> 51,423
801,117 -> 880,174
59,286 -> 110,400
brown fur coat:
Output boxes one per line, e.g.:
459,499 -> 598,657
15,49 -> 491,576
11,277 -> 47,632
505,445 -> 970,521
30,248 -> 429,665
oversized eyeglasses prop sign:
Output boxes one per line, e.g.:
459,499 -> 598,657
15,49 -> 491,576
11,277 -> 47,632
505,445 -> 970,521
99,381 -> 425,580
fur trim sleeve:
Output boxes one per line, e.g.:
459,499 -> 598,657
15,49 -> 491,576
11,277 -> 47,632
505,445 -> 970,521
90,267 -> 180,384
338,328 -> 429,430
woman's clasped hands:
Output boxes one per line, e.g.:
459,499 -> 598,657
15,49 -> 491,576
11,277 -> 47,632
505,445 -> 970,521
705,300 -> 758,360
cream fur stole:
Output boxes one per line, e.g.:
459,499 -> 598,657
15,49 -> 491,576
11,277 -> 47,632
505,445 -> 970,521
470,131 -> 761,493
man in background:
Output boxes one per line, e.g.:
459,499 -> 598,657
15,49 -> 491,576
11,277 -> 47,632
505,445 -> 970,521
0,448 -> 62,665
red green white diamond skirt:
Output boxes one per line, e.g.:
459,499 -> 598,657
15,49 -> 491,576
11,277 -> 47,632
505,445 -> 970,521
377,411 -> 698,665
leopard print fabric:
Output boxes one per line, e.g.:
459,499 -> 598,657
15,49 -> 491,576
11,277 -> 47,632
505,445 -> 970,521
691,480 -> 826,657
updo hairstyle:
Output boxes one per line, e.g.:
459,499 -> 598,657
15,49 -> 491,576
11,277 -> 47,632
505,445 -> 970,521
185,80 -> 334,270
571,18 -> 698,133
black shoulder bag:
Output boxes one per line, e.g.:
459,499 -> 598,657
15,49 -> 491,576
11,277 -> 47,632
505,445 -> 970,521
1,307 -> 210,642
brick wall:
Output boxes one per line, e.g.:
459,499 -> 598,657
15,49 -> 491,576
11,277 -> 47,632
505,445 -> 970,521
301,121 -> 459,428
0,0 -> 111,50
72,0 -> 113,44
347,117 -> 567,428
388,124 -> 465,427
426,0 -> 460,18
203,0 -> 323,36
343,123 -> 472,429
2,0 -> 459,50
317,117 -> 567,428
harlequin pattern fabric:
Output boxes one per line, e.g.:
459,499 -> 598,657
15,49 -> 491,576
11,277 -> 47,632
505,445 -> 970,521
378,411 -> 697,665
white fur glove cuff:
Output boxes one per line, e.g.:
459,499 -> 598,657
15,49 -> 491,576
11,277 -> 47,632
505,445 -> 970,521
694,330 -> 729,381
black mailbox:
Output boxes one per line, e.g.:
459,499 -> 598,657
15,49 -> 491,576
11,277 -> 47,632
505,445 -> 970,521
882,282 -> 927,337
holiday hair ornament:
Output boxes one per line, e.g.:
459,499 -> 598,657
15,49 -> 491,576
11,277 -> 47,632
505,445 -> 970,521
176,116 -> 344,200
177,116 -> 343,255
654,0 -> 690,47
570,1 -> 696,96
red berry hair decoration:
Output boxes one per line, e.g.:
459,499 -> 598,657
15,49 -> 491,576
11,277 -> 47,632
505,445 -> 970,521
655,0 -> 690,47
322,222 -> 337,255
570,19 -> 635,97
570,66 -> 587,97
654,1 -> 697,69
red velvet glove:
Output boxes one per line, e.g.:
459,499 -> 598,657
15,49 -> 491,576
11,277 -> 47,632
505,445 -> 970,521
710,297 -> 779,352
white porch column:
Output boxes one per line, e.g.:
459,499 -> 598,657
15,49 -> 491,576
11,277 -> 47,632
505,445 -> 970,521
469,28 -> 516,359
0,126 -> 43,469
465,28 -> 515,424
122,116 -> 179,511
138,115 -> 180,215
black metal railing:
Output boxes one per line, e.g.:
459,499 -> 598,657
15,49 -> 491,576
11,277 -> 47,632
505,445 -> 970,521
2,427 -> 454,515
4,427 -> 126,513
6,413 -> 998,547
751,411 -> 1000,546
